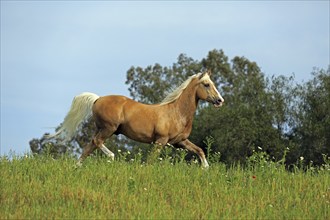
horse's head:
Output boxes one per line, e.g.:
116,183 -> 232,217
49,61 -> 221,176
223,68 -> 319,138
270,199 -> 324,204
196,71 -> 224,107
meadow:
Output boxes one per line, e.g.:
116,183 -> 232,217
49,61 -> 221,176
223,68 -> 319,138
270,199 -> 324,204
0,149 -> 329,219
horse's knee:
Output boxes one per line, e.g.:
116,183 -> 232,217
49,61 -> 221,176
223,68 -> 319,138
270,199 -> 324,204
154,137 -> 169,147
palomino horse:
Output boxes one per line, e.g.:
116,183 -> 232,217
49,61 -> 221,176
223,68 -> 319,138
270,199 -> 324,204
48,71 -> 224,168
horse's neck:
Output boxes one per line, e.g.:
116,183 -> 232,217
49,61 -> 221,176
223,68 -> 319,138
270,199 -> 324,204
174,83 -> 199,121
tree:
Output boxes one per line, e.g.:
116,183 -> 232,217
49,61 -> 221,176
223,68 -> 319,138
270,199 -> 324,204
126,54 -> 203,104
288,67 -> 330,165
30,118 -> 128,158
31,49 -> 329,167
126,50 -> 290,164
30,119 -> 95,157
191,56 -> 289,164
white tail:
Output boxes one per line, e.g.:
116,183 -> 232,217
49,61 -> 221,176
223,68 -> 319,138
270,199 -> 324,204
46,92 -> 100,142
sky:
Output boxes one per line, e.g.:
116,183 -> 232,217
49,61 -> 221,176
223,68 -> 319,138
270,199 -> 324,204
1,1 -> 329,156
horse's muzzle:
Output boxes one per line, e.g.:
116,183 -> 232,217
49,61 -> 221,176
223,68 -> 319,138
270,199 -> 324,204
213,98 -> 224,108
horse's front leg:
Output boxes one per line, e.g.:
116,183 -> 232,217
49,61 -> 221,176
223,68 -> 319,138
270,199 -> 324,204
176,139 -> 210,168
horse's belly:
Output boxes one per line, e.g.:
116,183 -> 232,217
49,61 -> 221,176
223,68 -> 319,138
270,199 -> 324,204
119,123 -> 154,144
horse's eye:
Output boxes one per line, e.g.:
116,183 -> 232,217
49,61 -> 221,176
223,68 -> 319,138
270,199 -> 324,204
204,83 -> 210,88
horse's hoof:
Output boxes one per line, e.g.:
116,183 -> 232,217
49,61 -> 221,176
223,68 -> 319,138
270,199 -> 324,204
202,164 -> 210,170
75,161 -> 83,169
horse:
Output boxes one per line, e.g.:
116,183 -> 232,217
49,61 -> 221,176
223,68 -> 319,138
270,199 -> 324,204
47,71 -> 224,168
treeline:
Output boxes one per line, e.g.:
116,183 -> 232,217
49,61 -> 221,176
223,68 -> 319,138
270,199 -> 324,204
30,49 -> 330,166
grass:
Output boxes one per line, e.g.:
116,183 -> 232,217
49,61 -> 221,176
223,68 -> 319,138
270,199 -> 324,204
0,149 -> 329,219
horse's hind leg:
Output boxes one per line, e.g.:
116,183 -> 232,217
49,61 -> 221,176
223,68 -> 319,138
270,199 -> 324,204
77,127 -> 115,166
92,127 -> 116,160
99,144 -> 115,160
77,142 -> 97,166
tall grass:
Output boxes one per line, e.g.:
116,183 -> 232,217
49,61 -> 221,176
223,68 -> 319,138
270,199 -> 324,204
0,149 -> 329,219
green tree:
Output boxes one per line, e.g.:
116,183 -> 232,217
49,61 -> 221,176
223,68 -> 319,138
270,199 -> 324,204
31,49 -> 329,167
125,49 -> 234,104
288,67 -> 330,165
191,56 -> 289,164
126,54 -> 203,104
30,118 -> 127,158
126,50 -> 290,164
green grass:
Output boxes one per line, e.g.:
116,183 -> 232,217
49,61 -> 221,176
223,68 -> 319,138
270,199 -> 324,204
0,151 -> 329,219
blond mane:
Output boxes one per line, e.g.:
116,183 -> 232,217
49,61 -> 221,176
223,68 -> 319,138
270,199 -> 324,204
160,73 -> 204,105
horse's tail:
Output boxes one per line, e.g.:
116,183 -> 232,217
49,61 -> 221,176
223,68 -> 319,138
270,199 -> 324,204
46,92 -> 100,142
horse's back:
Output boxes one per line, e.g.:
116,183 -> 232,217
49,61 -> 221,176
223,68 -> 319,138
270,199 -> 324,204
97,95 -> 130,104
93,95 -> 159,123
95,95 -> 155,111
92,95 -> 161,143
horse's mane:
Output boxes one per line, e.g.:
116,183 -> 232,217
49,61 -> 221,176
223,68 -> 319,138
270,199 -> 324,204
160,72 -> 203,105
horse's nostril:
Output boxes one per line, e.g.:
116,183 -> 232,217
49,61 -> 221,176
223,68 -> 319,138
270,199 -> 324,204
217,99 -> 222,104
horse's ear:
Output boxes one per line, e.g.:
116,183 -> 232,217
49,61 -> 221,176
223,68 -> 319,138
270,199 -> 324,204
199,70 -> 211,79
198,72 -> 206,80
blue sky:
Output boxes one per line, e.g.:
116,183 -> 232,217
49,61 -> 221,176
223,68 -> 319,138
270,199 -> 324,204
1,1 -> 329,156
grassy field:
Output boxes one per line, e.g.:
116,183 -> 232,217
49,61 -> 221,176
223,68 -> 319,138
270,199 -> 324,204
0,150 -> 329,219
